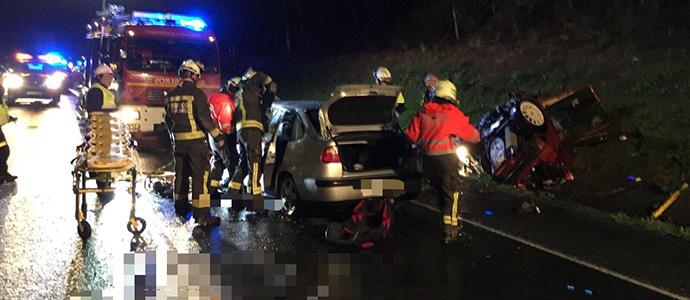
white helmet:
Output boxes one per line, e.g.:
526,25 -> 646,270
373,66 -> 391,84
433,80 -> 458,104
242,67 -> 257,82
94,64 -> 113,76
178,59 -> 201,78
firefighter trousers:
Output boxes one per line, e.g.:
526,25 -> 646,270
173,139 -> 212,209
229,128 -> 263,199
208,131 -> 242,190
423,154 -> 463,228
0,127 -> 9,177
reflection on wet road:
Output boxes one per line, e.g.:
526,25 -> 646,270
0,96 -> 677,299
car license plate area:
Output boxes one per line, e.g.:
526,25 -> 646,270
26,91 -> 43,96
355,179 -> 405,198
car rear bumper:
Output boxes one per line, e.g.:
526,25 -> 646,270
7,87 -> 60,100
302,172 -> 423,202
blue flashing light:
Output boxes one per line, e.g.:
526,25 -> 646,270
27,63 -> 44,71
584,289 -> 593,296
40,52 -> 67,66
567,285 -> 575,292
484,210 -> 493,216
179,19 -> 206,31
131,10 -> 207,31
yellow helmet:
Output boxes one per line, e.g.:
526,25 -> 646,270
433,80 -> 458,104
178,59 -> 201,77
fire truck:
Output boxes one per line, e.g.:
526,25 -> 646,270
82,5 -> 221,149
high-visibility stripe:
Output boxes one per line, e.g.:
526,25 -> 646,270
210,179 -> 219,188
208,127 -> 221,138
229,181 -> 242,190
203,171 -> 209,195
186,96 -> 196,133
0,141 -> 6,148
443,215 -> 452,225
452,192 -> 459,226
424,148 -> 456,156
252,162 -> 261,195
237,120 -> 264,131
168,95 -> 194,102
173,131 -> 206,140
421,138 -> 450,146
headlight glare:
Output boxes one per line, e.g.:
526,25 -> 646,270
3,74 -> 23,89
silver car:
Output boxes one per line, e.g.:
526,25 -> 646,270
262,85 -> 423,216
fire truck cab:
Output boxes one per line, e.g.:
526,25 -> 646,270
82,6 -> 221,149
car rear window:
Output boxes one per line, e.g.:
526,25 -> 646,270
306,109 -> 322,136
328,95 -> 395,125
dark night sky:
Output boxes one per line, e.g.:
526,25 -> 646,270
0,0 -> 430,61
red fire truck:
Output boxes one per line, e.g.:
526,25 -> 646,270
82,6 -> 221,149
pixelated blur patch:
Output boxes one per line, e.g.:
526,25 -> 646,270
65,250 -> 451,299
357,179 -> 405,197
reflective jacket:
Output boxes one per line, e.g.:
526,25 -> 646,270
405,100 -> 480,156
208,91 -> 236,134
86,82 -> 116,112
165,80 -> 221,142
235,71 -> 276,132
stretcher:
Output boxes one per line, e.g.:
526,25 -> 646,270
71,112 -> 145,244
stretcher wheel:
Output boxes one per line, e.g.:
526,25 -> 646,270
127,217 -> 147,235
78,220 -> 92,240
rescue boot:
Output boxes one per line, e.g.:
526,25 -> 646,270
193,207 -> 221,228
443,225 -> 468,245
0,173 -> 17,183
174,201 -> 192,218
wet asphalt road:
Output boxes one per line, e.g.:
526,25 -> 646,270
0,96 -> 676,299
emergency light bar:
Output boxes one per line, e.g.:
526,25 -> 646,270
131,11 -> 207,31
15,53 -> 33,62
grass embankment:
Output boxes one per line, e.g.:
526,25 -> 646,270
268,40 -> 690,235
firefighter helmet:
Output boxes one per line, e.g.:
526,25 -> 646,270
373,66 -> 392,84
227,77 -> 241,88
178,59 -> 201,78
94,64 -> 113,76
433,80 -> 458,104
242,67 -> 257,82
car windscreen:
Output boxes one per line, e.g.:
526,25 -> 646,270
327,95 -> 395,125
5,62 -> 64,74
126,37 -> 219,74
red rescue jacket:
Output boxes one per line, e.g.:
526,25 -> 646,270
405,101 -> 480,155
208,91 -> 236,134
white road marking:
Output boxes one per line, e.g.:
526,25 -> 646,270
411,200 -> 689,300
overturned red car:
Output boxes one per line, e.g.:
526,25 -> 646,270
473,86 -> 623,189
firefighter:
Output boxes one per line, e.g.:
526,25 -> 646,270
373,66 -> 405,114
228,68 -> 277,209
423,73 -> 439,103
86,64 -> 117,113
0,80 -> 17,183
405,80 -> 480,244
165,59 -> 223,227
207,77 -> 243,193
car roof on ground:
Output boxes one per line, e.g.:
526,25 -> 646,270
272,100 -> 323,110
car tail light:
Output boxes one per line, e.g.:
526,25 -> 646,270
321,145 -> 340,163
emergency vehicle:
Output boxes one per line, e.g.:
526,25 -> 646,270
82,5 -> 221,149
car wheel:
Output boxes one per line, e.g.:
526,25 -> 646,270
488,136 -> 506,171
514,101 -> 546,132
279,174 -> 302,217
